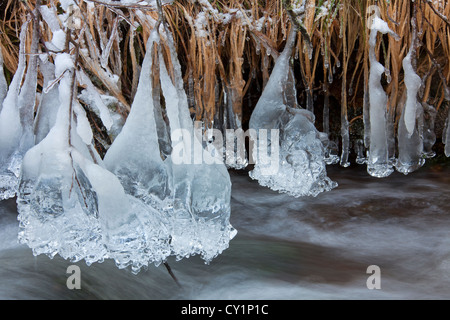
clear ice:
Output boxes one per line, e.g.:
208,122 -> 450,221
249,29 -> 337,197
0,22 -> 31,200
366,17 -> 398,178
17,22 -> 235,271
445,108 -> 450,157
104,28 -> 236,265
17,52 -> 172,273
395,50 -> 425,174
34,56 -> 60,145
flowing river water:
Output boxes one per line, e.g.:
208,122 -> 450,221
0,164 -> 449,299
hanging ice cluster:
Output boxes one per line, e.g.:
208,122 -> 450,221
364,15 -> 444,177
366,17 -> 399,178
11,5 -> 235,272
2,1 -> 450,275
396,49 -> 425,174
249,29 -> 337,197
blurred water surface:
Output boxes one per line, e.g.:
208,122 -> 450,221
1,165 -> 449,299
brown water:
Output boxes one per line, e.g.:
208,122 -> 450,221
0,165 -> 449,299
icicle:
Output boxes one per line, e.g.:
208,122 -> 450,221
104,25 -> 235,264
18,51 -> 171,272
340,89 -> 350,168
385,69 -> 392,84
34,56 -> 60,144
396,92 -> 425,174
387,113 -> 396,164
366,17 -> 398,178
395,46 -> 426,174
402,53 -> 422,138
187,70 -> 195,109
445,109 -> 450,157
18,10 -> 40,154
77,70 -> 113,130
421,102 -> 436,159
104,31 -> 170,203
159,25 -> 236,261
363,75 -> 370,151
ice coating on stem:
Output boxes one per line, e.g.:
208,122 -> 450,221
77,70 -> 113,131
396,93 -> 425,175
249,28 -> 337,197
39,5 -> 61,33
34,57 -> 60,144
17,53 -> 103,263
161,26 -> 235,261
367,17 -> 398,178
0,22 -> 29,200
444,110 -> 450,157
422,102 -> 437,159
18,52 -> 171,273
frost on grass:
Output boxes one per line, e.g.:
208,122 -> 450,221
17,53 -> 171,274
249,29 -> 337,198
